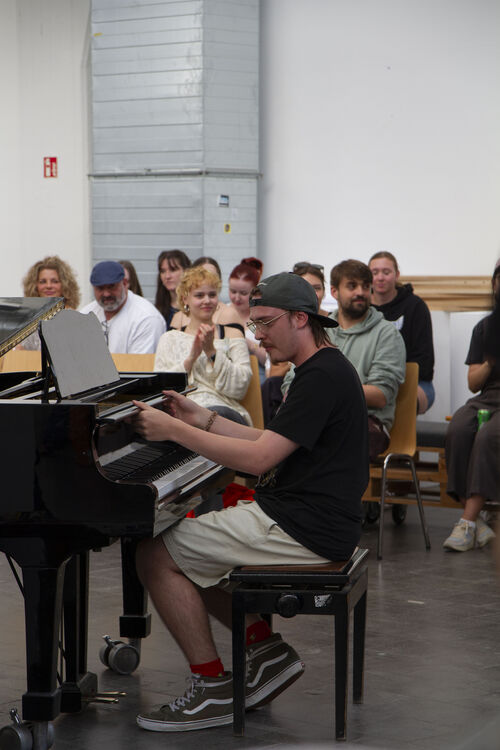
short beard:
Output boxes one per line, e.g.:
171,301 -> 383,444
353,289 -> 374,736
98,288 -> 126,312
343,299 -> 369,319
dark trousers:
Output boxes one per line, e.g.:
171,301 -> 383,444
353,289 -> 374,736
446,390 -> 500,503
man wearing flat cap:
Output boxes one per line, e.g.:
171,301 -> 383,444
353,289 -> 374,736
130,271 -> 369,733
80,260 -> 165,353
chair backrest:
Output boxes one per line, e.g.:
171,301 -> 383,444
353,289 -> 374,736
382,362 -> 419,457
111,353 -> 155,372
0,349 -> 42,373
240,354 -> 264,429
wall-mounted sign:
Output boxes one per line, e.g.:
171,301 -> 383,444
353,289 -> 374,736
218,195 -> 229,207
43,157 -> 58,178
224,223 -> 231,233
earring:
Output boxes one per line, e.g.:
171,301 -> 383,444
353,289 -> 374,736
183,304 -> 190,314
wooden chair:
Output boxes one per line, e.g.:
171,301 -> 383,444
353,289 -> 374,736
230,548 -> 369,741
239,354 -> 264,429
363,362 -> 431,559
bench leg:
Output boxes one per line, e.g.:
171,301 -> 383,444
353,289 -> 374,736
353,586 -> 367,704
232,590 -> 246,736
334,600 -> 349,741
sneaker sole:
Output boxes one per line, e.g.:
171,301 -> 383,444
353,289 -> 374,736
443,542 -> 474,552
246,660 -> 305,710
136,712 -> 233,732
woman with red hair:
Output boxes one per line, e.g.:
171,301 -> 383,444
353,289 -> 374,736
227,257 -> 267,381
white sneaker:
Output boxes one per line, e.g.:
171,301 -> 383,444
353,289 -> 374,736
476,517 -> 496,548
443,520 -> 476,552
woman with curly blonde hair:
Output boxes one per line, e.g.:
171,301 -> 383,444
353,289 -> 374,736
154,266 -> 252,424
22,255 -> 81,310
20,255 -> 81,349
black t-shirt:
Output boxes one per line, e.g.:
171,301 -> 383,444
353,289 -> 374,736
255,347 -> 368,560
466,316 -> 500,394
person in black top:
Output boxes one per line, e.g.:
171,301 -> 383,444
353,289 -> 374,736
443,261 -> 500,552
130,272 -> 368,733
369,251 -> 435,413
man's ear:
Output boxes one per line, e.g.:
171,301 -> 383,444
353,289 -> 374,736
293,310 -> 309,329
331,285 -> 338,301
123,277 -> 130,290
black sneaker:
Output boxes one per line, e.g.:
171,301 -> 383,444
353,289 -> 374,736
245,633 -> 305,709
136,672 -> 233,732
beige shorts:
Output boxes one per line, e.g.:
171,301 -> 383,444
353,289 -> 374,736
161,499 -> 331,588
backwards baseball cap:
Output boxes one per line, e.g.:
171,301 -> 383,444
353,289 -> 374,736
90,260 -> 125,286
250,272 -> 338,327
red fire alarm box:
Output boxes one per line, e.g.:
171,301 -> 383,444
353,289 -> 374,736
43,157 -> 58,178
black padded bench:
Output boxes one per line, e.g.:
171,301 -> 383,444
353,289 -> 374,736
230,548 -> 369,741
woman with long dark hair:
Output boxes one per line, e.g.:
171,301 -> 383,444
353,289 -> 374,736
155,249 -> 191,328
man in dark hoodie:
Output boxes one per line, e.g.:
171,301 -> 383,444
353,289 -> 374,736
369,251 -> 435,414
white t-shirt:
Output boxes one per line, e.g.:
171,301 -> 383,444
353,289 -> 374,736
80,290 -> 166,354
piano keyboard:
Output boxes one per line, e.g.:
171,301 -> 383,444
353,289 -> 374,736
98,441 -> 218,501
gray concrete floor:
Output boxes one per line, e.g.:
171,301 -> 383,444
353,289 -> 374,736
0,505 -> 499,749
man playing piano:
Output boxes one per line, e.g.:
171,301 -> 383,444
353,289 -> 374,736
132,271 -> 369,732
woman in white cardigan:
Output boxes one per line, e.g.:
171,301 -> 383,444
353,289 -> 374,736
154,266 -> 252,425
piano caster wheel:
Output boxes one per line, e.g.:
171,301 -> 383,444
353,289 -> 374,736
0,710 -> 54,750
99,635 -> 140,675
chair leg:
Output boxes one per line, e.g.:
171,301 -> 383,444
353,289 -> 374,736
377,456 -> 390,559
232,589 -> 246,736
409,458 -> 431,549
334,600 -> 349,741
352,586 -> 367,704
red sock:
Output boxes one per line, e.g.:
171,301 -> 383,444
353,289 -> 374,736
246,620 -> 272,646
190,657 -> 225,677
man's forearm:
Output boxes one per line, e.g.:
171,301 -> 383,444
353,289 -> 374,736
362,384 -> 387,409
165,419 -> 266,475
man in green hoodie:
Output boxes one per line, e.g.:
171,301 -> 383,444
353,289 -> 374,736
329,259 -> 406,459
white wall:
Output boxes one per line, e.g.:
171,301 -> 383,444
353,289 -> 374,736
259,0 -> 500,277
0,0 -> 91,299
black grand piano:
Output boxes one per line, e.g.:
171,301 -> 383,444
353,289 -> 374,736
0,298 -> 231,749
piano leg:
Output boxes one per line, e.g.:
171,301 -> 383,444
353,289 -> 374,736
21,559 -> 65,722
119,537 -> 151,644
60,553 -> 98,712
97,539 -> 150,676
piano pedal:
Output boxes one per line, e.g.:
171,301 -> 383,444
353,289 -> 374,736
83,694 -> 120,705
99,635 -> 140,675
0,709 -> 54,750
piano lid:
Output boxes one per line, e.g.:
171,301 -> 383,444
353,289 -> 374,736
0,297 -> 64,357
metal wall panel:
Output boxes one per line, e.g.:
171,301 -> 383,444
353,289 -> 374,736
91,0 -> 259,301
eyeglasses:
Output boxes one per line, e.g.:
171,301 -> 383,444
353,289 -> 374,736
246,311 -> 289,335
293,262 -> 324,273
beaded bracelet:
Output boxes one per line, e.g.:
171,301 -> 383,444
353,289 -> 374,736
204,410 -> 218,432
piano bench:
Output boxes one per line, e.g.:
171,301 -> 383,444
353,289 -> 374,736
229,548 -> 369,741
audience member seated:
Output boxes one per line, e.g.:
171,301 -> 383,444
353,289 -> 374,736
120,259 -> 143,296
154,266 -> 252,424
155,249 -> 191,329
443,260 -> 500,552
283,260 -> 406,459
80,261 -> 165,353
369,251 -> 435,414
225,257 -> 267,383
170,256 -> 237,329
292,262 -> 330,316
20,255 -> 81,350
